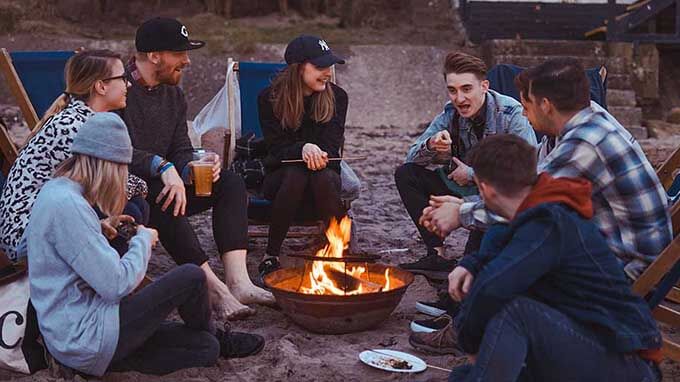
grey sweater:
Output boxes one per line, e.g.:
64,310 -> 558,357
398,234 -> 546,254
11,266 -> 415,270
25,178 -> 152,376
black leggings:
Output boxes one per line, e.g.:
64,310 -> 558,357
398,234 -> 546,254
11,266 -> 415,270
262,166 -> 346,257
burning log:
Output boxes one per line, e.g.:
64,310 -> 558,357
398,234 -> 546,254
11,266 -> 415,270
325,268 -> 382,294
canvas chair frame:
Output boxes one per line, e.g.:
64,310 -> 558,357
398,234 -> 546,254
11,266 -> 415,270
631,148 -> 680,361
0,48 -> 40,132
225,58 -> 337,238
0,48 -> 34,176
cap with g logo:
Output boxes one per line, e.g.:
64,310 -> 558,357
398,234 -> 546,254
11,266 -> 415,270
135,17 -> 205,53
284,35 -> 345,68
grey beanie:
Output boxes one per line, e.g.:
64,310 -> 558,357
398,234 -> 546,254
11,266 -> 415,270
71,112 -> 133,164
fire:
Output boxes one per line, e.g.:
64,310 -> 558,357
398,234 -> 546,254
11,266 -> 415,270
300,216 -> 392,295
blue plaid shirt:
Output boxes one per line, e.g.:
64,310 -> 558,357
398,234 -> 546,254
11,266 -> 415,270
460,102 -> 671,272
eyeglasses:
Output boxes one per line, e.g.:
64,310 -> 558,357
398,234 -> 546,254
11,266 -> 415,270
102,72 -> 128,83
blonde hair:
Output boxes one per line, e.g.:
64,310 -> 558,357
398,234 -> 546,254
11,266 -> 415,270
32,50 -> 122,136
53,154 -> 128,217
270,63 -> 336,130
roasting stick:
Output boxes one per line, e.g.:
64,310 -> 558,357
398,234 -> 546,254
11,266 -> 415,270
281,156 -> 367,163
366,349 -> 452,373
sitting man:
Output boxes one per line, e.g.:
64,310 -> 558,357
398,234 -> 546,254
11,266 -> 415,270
413,58 -> 671,354
394,51 -> 536,311
423,57 -> 671,280
444,134 -> 663,381
117,17 -> 274,320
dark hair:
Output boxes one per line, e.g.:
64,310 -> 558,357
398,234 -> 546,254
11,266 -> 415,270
443,51 -> 487,81
466,134 -> 537,195
514,57 -> 590,113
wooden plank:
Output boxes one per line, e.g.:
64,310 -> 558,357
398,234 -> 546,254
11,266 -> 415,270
633,235 -> 680,296
0,49 -> 39,130
656,145 -> 680,190
666,287 -> 680,304
653,305 -> 680,327
585,26 -> 607,38
662,337 -> 680,361
671,202 -> 680,237
620,0 -> 675,32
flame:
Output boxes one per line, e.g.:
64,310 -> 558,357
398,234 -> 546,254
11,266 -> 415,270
299,216 -> 393,295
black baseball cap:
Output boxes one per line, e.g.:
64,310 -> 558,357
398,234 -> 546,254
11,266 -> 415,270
284,35 -> 345,68
135,17 -> 205,53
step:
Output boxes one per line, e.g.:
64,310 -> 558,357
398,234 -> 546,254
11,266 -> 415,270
609,106 -> 642,127
606,74 -> 633,90
492,55 -> 628,74
483,39 -> 608,58
607,89 -> 637,107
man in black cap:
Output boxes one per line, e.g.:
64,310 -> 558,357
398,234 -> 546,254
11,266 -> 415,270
117,17 -> 274,321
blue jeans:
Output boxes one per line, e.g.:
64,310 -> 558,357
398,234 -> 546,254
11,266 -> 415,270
450,297 -> 661,382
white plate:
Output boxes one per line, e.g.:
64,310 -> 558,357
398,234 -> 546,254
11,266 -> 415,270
359,349 -> 427,373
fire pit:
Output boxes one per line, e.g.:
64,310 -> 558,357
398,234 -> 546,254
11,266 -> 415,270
264,216 -> 414,334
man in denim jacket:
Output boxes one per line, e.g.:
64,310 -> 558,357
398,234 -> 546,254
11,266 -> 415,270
395,52 -> 536,282
444,134 -> 662,382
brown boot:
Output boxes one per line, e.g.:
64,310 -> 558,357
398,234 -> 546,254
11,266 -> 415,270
408,315 -> 465,356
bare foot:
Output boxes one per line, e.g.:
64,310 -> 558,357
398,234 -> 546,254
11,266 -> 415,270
230,284 -> 277,306
210,285 -> 256,321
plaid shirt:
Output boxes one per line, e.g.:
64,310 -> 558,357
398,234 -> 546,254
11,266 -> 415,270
460,102 -> 671,269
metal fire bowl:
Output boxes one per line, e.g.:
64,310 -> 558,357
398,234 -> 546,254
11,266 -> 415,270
264,263 -> 414,334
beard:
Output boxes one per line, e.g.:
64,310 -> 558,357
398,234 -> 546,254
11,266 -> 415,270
155,61 -> 184,86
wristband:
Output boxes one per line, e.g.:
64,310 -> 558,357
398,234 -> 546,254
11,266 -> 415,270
159,161 -> 174,175
156,159 -> 168,175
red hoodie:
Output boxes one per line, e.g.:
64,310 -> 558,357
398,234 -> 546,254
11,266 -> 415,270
516,173 -> 593,219
517,173 -> 663,363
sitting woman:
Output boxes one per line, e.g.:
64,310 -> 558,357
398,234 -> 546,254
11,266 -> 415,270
26,113 -> 264,377
0,49 -> 148,261
257,35 -> 349,279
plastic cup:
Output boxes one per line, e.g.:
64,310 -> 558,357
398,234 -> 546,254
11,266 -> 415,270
192,150 -> 217,197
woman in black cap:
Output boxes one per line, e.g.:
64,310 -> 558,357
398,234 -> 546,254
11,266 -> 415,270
257,35 -> 349,279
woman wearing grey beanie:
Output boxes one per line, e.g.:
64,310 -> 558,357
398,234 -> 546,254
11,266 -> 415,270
25,112 -> 264,377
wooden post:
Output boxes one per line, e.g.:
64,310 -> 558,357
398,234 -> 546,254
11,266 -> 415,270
607,0 -> 619,40
279,0 -> 289,16
676,0 -> 680,37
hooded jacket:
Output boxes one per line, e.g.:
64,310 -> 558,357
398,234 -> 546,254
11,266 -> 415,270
455,173 -> 662,356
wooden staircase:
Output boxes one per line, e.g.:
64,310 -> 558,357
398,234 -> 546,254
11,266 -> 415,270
482,39 -> 648,139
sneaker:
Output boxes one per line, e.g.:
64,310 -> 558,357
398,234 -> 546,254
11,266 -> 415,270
408,317 -> 465,356
216,323 -> 265,358
415,300 -> 448,317
416,294 -> 460,317
398,252 -> 458,280
257,257 -> 281,287
410,314 -> 452,333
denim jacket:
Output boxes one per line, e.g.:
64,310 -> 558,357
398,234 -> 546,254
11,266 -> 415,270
405,89 -> 537,167
455,203 -> 662,355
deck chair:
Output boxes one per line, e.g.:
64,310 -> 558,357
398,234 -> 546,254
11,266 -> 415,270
223,59 -> 340,238
630,154 -> 680,361
0,49 -> 74,175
